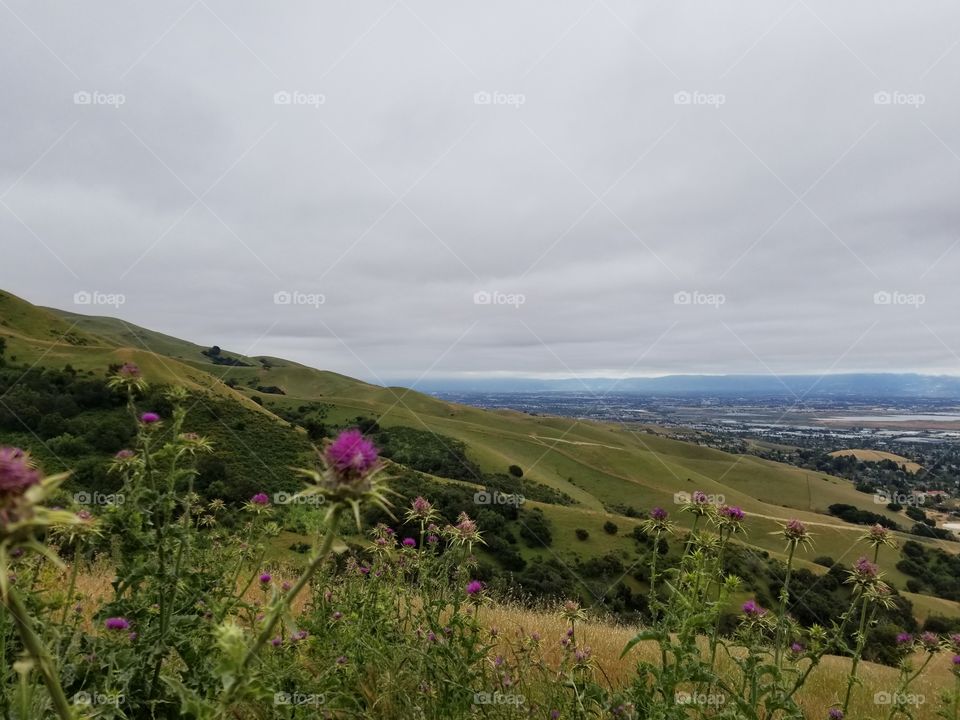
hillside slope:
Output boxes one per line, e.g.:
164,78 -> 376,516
0,290 -> 956,598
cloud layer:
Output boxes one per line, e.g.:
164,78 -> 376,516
2,0 -> 959,382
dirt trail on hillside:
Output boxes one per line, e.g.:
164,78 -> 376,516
529,434 -> 625,451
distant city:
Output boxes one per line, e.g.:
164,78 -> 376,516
430,389 -> 960,451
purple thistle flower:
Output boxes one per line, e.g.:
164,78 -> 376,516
953,655 -> 960,666
325,429 -> 378,476
271,636 -> 282,647
896,632 -> 913,644
410,495 -> 434,518
139,412 -> 160,424
250,492 -> 270,505
118,362 -> 141,378
0,448 -> 40,495
105,617 -> 130,631
920,632 -> 939,651
720,505 -> 745,521
650,507 -> 668,521
828,710 -> 844,720
790,642 -> 804,655
692,490 -> 708,504
426,534 -> 439,544
784,519 -> 808,540
114,449 -> 135,460
742,600 -> 765,617
853,556 -> 879,579
259,572 -> 272,584
402,537 -> 416,548
466,580 -> 484,596
332,611 -> 342,620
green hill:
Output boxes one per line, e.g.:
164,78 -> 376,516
1,289 -> 958,608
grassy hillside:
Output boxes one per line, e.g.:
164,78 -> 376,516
0,290 -> 957,608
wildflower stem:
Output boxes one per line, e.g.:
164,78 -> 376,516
221,504 -> 344,706
774,542 -> 797,667
4,587 -> 73,720
842,545 -> 881,713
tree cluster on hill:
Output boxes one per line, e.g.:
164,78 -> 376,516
201,345 -> 252,366
896,540 -> 960,600
827,503 -> 901,531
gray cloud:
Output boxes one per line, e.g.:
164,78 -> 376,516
2,0 -> 959,383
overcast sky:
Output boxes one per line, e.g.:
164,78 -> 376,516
2,1 -> 959,384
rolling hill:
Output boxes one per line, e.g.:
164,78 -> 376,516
1,289 -> 958,612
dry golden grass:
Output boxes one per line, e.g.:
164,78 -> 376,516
482,603 -> 954,720
828,449 -> 923,474
55,564 -> 955,719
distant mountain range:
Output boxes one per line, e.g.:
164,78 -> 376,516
406,373 -> 960,399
